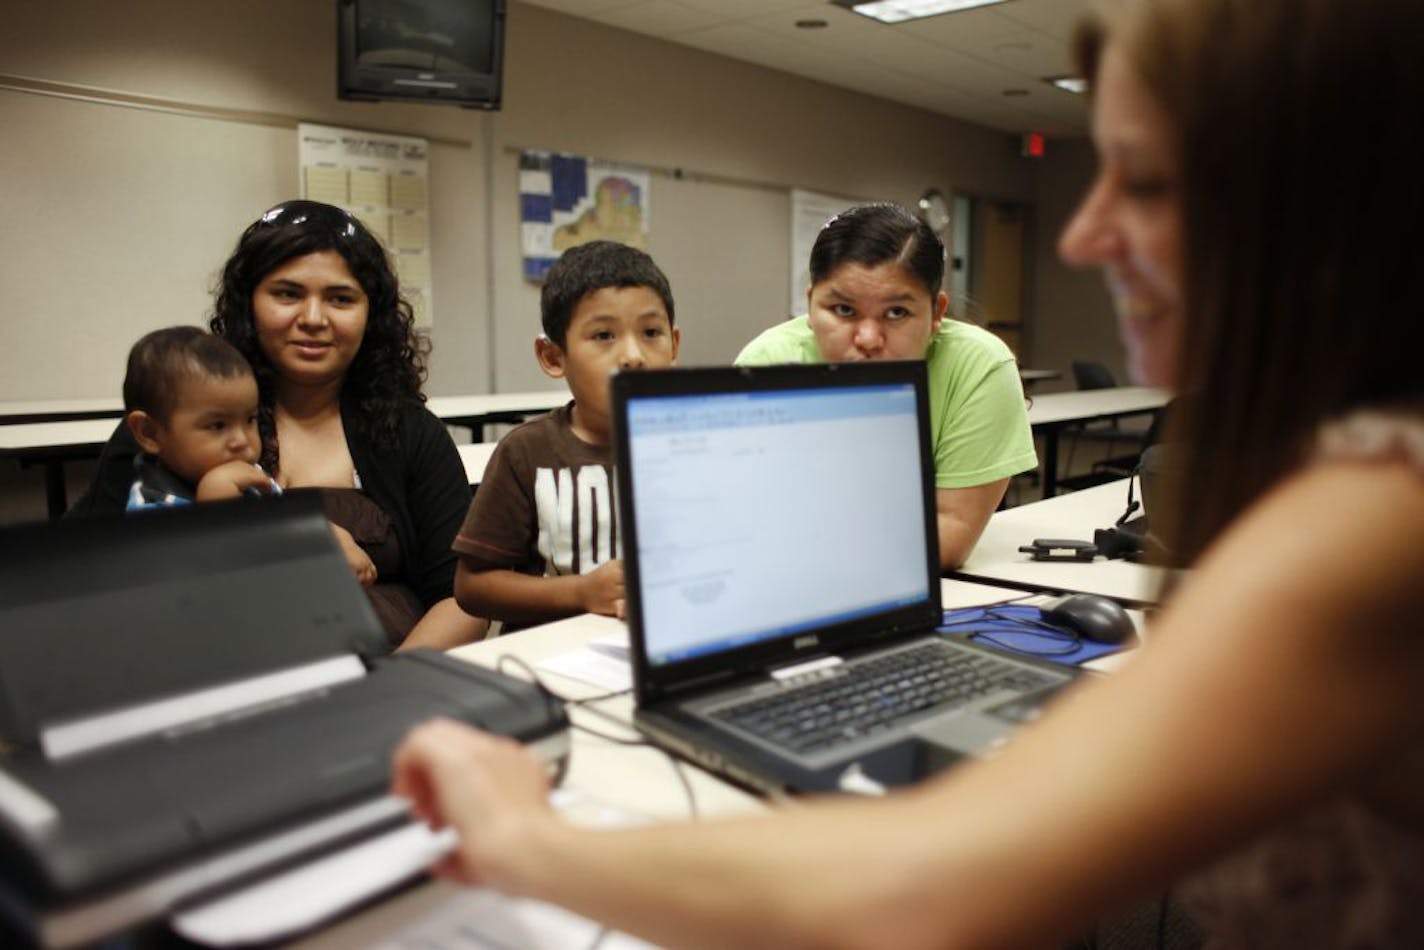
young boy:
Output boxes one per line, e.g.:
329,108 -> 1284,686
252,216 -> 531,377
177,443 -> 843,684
453,241 -> 681,631
122,325 -> 280,511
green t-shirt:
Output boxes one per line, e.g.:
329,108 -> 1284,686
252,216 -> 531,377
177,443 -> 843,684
734,317 -> 1037,489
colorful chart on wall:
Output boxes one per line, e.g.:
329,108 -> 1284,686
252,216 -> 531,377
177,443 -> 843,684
520,150 -> 651,282
298,123 -> 433,327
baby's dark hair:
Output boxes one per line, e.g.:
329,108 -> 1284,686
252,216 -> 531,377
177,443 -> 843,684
123,326 -> 253,421
809,203 -> 945,298
540,241 -> 675,348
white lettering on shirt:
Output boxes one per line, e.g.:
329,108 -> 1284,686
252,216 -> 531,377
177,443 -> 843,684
533,465 -> 618,575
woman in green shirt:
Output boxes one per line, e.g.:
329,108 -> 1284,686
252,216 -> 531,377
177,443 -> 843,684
735,203 -> 1037,568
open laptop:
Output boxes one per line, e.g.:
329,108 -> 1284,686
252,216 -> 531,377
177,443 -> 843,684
612,361 -> 1078,797
0,494 -> 567,947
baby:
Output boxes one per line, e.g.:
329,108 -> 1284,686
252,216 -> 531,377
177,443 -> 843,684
121,326 -> 280,510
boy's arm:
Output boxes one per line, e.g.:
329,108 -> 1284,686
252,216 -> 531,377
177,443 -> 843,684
455,557 -> 624,626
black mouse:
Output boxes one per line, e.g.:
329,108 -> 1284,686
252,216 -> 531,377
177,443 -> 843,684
1039,594 -> 1136,645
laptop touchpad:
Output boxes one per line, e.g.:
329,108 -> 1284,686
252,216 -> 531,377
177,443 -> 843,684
909,711 -> 1010,757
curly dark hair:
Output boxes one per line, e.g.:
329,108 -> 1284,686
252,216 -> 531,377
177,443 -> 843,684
209,200 -> 428,473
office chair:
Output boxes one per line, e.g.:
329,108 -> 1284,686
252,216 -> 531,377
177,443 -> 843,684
1061,360 -> 1155,488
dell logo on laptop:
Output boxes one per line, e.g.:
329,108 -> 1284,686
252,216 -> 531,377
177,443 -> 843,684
794,634 -> 819,650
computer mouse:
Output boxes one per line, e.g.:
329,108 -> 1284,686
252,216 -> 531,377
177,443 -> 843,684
1039,594 -> 1136,645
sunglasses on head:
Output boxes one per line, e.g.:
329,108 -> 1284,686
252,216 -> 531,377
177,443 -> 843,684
255,200 -> 361,239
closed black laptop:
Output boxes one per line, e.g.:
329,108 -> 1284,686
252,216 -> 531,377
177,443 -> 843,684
612,362 -> 1076,797
0,494 -> 567,947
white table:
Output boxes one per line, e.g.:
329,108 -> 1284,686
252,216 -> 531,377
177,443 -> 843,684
1018,367 -> 1061,390
427,390 -> 566,437
0,418 -> 123,517
1026,387 -> 1168,497
1,415 -> 509,518
0,396 -> 124,425
954,478 -> 1168,606
288,579 -> 1040,947
456,442 -> 497,487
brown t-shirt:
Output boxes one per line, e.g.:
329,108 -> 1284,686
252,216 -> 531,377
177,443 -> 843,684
453,404 -> 620,578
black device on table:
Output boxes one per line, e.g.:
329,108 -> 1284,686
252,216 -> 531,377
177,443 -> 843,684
1019,538 -> 1099,561
0,495 -> 568,949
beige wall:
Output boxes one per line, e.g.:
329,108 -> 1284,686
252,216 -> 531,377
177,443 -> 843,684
1029,137 -> 1122,392
0,0 -> 1117,522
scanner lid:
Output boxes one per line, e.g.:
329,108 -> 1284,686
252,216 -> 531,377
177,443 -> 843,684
0,493 -> 389,746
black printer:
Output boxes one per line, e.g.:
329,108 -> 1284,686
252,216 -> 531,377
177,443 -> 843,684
0,495 -> 568,947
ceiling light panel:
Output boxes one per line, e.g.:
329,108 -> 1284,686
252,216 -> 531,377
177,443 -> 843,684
832,0 -> 1010,24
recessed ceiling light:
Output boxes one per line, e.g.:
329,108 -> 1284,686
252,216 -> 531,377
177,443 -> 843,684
1044,75 -> 1088,94
796,18 -> 829,29
830,0 -> 1009,24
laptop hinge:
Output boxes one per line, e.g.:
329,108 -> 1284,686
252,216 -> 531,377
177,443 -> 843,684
770,655 -> 843,681
40,654 -> 366,763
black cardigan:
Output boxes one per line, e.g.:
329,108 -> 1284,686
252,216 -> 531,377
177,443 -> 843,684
69,402 -> 470,609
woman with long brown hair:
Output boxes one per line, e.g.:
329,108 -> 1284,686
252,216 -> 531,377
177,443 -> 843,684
390,1 -> 1424,945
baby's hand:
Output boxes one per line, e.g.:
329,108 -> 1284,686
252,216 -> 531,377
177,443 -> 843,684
330,522 -> 377,587
195,460 -> 280,502
579,559 -> 625,618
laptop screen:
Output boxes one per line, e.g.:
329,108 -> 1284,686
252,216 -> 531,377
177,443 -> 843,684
615,363 -> 939,680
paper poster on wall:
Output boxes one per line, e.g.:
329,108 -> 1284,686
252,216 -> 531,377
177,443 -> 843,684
520,150 -> 651,282
789,189 -> 860,316
298,123 -> 433,327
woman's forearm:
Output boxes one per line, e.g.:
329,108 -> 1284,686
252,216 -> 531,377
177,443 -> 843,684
397,597 -> 488,651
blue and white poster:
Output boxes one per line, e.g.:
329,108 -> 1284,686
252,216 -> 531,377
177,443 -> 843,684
520,150 -> 651,282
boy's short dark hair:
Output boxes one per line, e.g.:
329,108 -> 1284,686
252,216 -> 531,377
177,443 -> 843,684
539,241 -> 675,348
123,326 -> 253,420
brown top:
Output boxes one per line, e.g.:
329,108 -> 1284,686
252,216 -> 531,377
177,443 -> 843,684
1178,412 -> 1424,948
452,404 -> 619,577
321,488 -> 422,648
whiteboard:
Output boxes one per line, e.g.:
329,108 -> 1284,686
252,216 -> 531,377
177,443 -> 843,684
789,188 -> 860,316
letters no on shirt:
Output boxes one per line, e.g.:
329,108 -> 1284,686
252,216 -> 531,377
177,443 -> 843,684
533,465 -> 620,576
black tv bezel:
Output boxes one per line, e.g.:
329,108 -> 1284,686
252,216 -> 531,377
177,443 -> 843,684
336,0 -> 507,111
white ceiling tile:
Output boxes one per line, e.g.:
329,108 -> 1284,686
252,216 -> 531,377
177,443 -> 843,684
521,0 -> 643,17
517,0 -> 1090,132
677,22 -> 799,64
590,1 -> 725,37
674,0 -> 813,19
897,6 -> 1029,49
995,0 -> 1092,42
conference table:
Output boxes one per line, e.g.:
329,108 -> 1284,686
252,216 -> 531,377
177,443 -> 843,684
0,396 -> 124,425
285,578 -> 1050,949
1018,367 -> 1062,390
0,391 -> 570,431
426,390 -> 567,436
0,418 -> 120,518
456,441 -> 496,487
952,477 -> 1168,607
0,392 -> 566,518
5,387 -> 1163,518
1026,386 -> 1168,497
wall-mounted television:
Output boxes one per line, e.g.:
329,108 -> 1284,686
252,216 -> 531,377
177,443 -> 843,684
338,0 -> 506,110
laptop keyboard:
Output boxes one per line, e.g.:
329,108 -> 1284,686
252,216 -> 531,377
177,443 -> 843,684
713,642 -> 1056,755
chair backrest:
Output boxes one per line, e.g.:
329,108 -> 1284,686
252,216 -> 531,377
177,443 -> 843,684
1072,360 -> 1118,391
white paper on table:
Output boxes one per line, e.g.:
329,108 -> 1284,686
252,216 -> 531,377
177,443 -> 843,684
172,789 -> 655,948
171,820 -> 458,946
368,887 -> 663,950
536,642 -> 631,692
